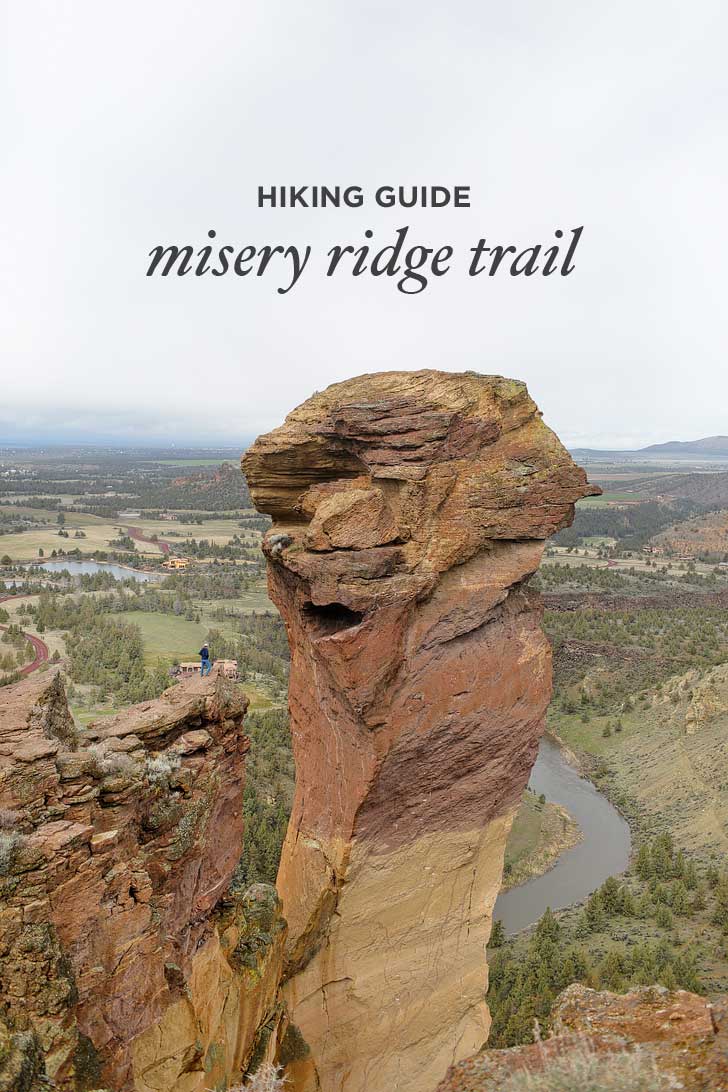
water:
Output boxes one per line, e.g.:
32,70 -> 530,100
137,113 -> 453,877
34,560 -> 160,583
493,737 -> 631,935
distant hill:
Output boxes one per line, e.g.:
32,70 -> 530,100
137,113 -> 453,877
631,471 -> 728,506
572,436 -> 728,461
641,436 -> 728,456
140,462 -> 251,510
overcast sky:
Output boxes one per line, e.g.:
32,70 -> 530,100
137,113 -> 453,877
3,1 -> 727,449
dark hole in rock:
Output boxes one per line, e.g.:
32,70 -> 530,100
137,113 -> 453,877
303,601 -> 364,636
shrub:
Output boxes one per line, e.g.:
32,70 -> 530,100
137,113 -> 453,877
144,753 -> 181,786
88,745 -> 137,778
0,831 -> 22,874
0,808 -> 18,830
229,1063 -> 288,1091
499,1040 -> 663,1092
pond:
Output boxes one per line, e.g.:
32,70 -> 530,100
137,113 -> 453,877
493,737 -> 631,936
34,560 -> 161,583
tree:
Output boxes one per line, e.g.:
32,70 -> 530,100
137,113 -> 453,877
38,548 -> 44,558
57,512 -> 65,527
620,887 -> 637,916
585,891 -> 605,932
636,844 -> 653,881
712,874 -> 728,929
490,920 -> 505,948
656,905 -> 673,930
670,881 -> 690,916
535,907 -> 560,943
599,876 -> 622,915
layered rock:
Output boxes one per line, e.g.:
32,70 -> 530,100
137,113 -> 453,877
0,669 -> 285,1092
243,370 -> 596,1092
437,983 -> 728,1091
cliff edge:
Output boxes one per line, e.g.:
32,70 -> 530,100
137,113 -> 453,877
0,670 -> 285,1092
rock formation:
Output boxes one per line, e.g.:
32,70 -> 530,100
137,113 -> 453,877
436,983 -> 728,1091
243,370 -> 596,1092
0,669 -> 286,1092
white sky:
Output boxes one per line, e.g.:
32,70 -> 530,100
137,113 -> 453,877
2,0 -> 727,448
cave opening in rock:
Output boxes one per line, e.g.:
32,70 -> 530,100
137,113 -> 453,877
302,601 -> 364,636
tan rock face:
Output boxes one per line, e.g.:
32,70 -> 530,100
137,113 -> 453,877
437,983 -> 728,1092
243,370 -> 595,1092
0,670 -> 285,1092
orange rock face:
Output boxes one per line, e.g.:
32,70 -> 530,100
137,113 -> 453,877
243,370 -> 596,1092
0,670 -> 285,1092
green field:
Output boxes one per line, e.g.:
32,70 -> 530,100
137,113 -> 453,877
111,611 -> 208,665
504,789 -> 581,890
577,491 -> 646,508
0,510 -> 256,562
201,589 -> 274,615
132,515 -> 247,544
109,599 -> 275,666
147,458 -> 228,466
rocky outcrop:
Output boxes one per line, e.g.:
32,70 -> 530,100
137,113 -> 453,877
685,664 -> 728,734
243,370 -> 595,1092
0,669 -> 285,1092
436,983 -> 728,1091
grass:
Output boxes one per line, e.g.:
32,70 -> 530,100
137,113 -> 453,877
498,1040 -> 662,1092
0,511 -> 256,561
504,791 -> 581,891
0,522 -> 127,561
110,611 -> 208,665
198,588 -> 275,617
145,458 -> 227,466
554,690 -> 728,862
581,536 -> 617,547
125,515 -> 247,544
577,492 -> 647,508
73,703 -> 122,727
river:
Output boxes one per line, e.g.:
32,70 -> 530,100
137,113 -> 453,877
34,560 -> 160,583
493,737 -> 631,936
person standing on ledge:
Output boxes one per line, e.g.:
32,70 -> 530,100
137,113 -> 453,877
199,643 -> 212,677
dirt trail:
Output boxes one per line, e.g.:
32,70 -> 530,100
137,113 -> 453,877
18,630 -> 49,675
0,593 -> 51,676
0,622 -> 49,675
126,527 -> 171,554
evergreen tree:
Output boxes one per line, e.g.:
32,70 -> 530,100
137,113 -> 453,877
656,905 -> 674,930
490,920 -> 506,948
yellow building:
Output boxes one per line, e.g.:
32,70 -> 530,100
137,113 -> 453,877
162,556 -> 190,570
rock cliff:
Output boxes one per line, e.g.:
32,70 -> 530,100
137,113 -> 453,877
0,670 -> 285,1092
243,370 -> 595,1092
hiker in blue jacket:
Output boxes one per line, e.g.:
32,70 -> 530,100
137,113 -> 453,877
199,643 -> 212,677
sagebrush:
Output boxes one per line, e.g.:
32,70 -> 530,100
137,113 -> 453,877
499,1039 -> 666,1092
228,1063 -> 287,1091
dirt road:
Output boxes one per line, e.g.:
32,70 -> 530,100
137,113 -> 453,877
126,527 -> 171,554
0,593 -> 51,676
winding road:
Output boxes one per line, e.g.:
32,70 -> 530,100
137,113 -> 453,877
0,595 -> 50,677
126,527 -> 171,554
